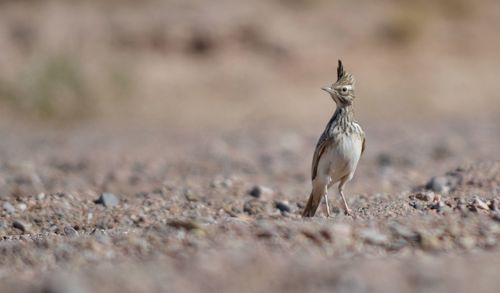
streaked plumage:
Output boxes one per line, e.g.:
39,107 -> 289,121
302,60 -> 365,217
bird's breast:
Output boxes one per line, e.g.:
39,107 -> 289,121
317,132 -> 363,181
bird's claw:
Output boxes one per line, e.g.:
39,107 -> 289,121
344,208 -> 353,216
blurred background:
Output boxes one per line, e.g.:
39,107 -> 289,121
0,2 -> 500,292
0,0 -> 498,131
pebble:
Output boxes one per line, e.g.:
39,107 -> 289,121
95,193 -> 120,208
438,204 -> 453,214
184,188 -> 199,202
243,199 -> 268,215
12,221 -> 28,232
17,203 -> 27,212
409,201 -> 425,211
414,191 -> 435,202
359,228 -> 388,245
274,201 -> 291,213
429,201 -> 446,211
167,219 -> 202,231
255,221 -> 274,238
473,197 -> 490,211
418,232 -> 441,251
426,176 -> 450,193
489,199 -> 498,211
64,226 -> 79,238
3,202 -> 15,213
210,178 -> 233,189
248,185 -> 274,200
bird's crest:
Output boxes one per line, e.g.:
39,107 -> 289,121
336,59 -> 355,86
337,60 -> 345,81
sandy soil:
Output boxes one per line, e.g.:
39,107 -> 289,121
0,120 -> 499,293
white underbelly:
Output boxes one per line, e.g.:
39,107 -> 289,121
317,134 -> 363,183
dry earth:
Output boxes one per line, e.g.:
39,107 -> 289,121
0,120 -> 499,293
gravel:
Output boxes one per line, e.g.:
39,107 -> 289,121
248,185 -> 274,200
3,202 -> 15,213
275,201 -> 291,213
426,176 -> 450,193
95,193 -> 120,208
12,221 -> 27,232
0,125 -> 498,293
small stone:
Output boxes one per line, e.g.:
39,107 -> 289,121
414,191 -> 435,202
409,201 -> 425,211
430,201 -> 446,211
37,193 -> 46,200
274,201 -> 291,213
2,202 -> 15,213
359,228 -> 388,245
489,199 -> 498,211
95,193 -> 119,208
248,185 -> 274,199
12,220 -> 27,232
418,232 -> 441,251
64,226 -> 79,238
243,199 -> 268,215
167,219 -> 201,231
473,197 -> 490,211
426,176 -> 450,193
210,178 -> 233,189
255,221 -> 274,238
17,203 -> 27,211
184,188 -> 199,202
438,204 -> 453,214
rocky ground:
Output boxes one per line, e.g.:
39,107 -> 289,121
0,120 -> 498,293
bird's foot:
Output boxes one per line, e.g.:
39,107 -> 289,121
344,207 -> 353,216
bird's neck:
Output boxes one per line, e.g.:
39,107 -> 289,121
326,104 -> 354,132
325,105 -> 353,131
334,105 -> 354,121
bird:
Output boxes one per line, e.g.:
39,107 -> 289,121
302,60 -> 365,217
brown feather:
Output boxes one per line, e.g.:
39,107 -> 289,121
311,136 -> 331,180
302,191 -> 322,217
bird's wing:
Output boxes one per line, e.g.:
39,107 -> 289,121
361,134 -> 366,156
311,132 -> 331,180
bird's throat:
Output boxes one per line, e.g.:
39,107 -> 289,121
335,105 -> 354,121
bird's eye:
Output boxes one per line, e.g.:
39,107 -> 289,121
341,87 -> 348,93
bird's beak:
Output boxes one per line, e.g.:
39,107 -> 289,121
321,86 -> 334,94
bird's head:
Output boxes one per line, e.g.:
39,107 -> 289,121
321,60 -> 356,107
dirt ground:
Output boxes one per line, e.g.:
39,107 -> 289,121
0,1 -> 499,292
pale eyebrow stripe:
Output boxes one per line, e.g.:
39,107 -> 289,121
334,85 -> 353,91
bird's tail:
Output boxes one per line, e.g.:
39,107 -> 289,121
302,190 -> 321,217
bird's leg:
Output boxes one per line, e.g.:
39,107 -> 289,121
324,192 -> 331,217
323,177 -> 332,217
338,178 -> 352,215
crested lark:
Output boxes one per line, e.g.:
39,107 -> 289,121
302,60 -> 365,217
